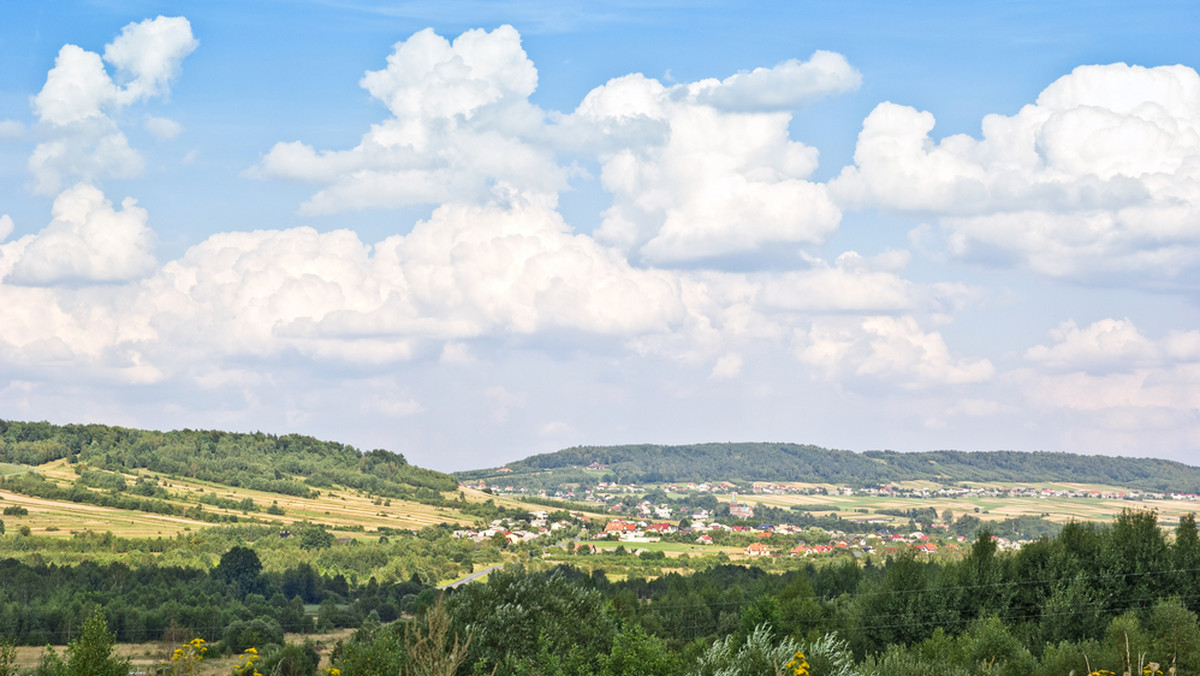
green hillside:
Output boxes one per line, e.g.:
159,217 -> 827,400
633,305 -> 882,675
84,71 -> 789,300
0,419 -> 456,499
459,442 -> 1200,493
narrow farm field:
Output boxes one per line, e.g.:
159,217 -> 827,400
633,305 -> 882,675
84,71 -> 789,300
724,486 -> 1199,527
1,459 -> 478,539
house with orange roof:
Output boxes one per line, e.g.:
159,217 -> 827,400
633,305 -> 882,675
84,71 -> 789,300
744,542 -> 771,557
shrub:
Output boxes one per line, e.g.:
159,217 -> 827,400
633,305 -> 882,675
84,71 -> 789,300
255,641 -> 319,676
222,617 -> 284,654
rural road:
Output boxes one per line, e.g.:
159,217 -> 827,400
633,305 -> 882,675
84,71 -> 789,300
439,563 -> 504,589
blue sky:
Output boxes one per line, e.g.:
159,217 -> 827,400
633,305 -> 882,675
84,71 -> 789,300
1,1 -> 1199,471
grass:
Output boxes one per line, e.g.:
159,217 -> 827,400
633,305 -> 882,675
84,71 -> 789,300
2,458 -> 477,539
7,629 -> 354,674
0,462 -> 33,477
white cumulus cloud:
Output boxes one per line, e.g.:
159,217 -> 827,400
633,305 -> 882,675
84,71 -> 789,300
690,51 -> 862,112
831,63 -> 1200,282
253,27 -> 855,265
28,16 -> 196,194
573,56 -> 851,264
1,183 -> 156,285
252,25 -> 562,214
1024,318 -> 1160,373
798,315 -> 994,387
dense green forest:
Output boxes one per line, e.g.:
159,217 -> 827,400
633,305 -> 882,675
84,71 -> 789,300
0,523 -> 486,647
0,420 -> 456,499
462,442 -> 1200,492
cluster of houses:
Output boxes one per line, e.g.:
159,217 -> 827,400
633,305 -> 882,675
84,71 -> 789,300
452,510 -> 583,545
598,516 -> 1033,559
447,507 -> 1033,562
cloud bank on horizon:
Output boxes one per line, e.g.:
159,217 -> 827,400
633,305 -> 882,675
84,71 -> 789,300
1,10 -> 1198,470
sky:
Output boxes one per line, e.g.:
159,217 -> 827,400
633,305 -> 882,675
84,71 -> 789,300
1,1 -> 1199,472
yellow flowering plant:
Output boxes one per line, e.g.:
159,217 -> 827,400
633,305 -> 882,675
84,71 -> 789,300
231,646 -> 263,676
160,637 -> 206,675
784,650 -> 810,676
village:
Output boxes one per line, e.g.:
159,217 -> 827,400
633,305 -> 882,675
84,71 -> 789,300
444,505 -> 1041,564
462,475 -> 1200,504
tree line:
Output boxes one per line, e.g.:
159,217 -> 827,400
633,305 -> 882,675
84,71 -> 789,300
0,420 -> 457,501
470,442 -> 1200,492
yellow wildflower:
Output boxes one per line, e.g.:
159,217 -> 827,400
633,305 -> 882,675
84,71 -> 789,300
784,650 -> 810,676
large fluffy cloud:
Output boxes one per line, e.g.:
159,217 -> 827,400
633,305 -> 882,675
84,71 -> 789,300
797,315 -> 994,387
832,63 -> 1200,281
251,26 -> 563,214
139,188 -> 688,364
0,186 -> 978,392
253,28 -> 858,265
0,183 -> 156,285
29,16 -> 196,194
573,53 -> 859,264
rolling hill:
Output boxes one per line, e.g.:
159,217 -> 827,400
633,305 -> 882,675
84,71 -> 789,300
458,442 -> 1200,493
0,419 -> 491,538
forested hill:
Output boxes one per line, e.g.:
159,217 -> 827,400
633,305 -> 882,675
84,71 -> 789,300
0,419 -> 456,498
458,442 -> 1200,493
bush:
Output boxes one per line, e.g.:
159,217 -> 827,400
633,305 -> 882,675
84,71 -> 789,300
255,641 -> 319,676
2,506 -> 27,516
222,617 -> 284,654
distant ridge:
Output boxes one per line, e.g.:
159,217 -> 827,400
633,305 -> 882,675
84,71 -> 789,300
457,443 -> 1200,493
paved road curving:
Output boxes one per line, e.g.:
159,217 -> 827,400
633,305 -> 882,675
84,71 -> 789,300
439,563 -> 505,589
